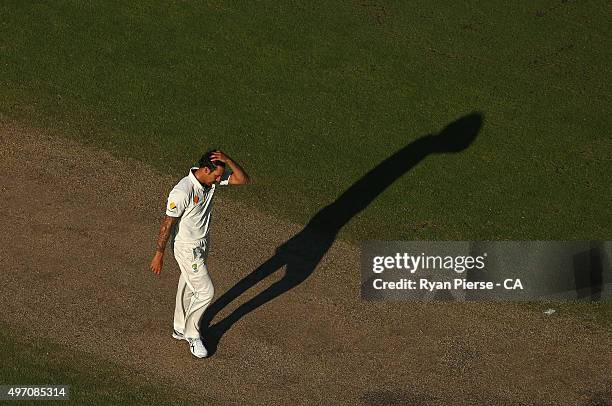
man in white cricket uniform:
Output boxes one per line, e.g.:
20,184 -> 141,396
149,150 -> 249,358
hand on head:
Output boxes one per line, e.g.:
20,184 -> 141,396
209,150 -> 229,163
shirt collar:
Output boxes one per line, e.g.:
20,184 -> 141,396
189,167 -> 207,191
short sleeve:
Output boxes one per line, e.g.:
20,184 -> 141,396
218,168 -> 232,186
165,189 -> 189,217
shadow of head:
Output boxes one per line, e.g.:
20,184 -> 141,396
432,112 -> 483,153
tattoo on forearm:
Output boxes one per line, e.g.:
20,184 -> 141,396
156,220 -> 173,253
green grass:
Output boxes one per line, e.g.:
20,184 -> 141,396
0,324 -> 206,405
1,0 -> 610,242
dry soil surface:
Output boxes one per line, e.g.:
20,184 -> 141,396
1,121 -> 611,405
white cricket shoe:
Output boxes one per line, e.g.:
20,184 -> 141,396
187,338 -> 208,358
172,329 -> 185,340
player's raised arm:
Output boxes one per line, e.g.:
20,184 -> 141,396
209,150 -> 250,185
149,215 -> 178,275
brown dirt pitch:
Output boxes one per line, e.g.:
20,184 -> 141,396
1,120 -> 611,405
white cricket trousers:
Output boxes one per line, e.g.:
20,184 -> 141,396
172,242 -> 214,340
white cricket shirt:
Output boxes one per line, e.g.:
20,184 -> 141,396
165,167 -> 231,246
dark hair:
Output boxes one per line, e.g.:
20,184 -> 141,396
198,150 -> 226,170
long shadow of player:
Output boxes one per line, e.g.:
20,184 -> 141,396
201,113 -> 484,355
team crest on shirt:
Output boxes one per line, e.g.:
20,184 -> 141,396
169,201 -> 176,210
193,195 -> 199,204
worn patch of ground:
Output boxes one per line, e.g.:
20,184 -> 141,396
1,120 -> 611,405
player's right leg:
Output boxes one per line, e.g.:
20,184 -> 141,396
172,272 -> 188,340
